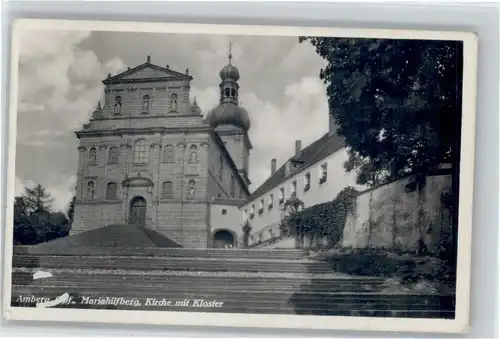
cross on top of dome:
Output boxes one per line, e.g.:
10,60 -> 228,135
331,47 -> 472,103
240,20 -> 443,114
219,41 -> 240,81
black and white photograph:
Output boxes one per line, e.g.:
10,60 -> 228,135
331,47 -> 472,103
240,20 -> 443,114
3,19 -> 477,333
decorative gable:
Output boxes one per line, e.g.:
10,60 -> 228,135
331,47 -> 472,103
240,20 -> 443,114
103,62 -> 192,85
121,67 -> 173,80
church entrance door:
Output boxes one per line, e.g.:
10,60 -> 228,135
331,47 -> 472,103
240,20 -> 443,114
129,196 -> 146,227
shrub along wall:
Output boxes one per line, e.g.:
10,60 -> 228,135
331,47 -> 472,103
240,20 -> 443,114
285,187 -> 359,248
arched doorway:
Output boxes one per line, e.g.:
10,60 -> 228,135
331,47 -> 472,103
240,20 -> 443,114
213,230 -> 235,248
129,196 -> 146,227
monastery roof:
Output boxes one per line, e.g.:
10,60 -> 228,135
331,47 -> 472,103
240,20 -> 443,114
247,132 -> 345,201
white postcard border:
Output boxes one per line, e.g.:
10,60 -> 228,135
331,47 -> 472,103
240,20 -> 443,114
2,18 -> 478,334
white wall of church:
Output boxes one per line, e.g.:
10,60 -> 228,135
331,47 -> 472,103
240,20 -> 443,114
209,204 -> 242,246
241,147 -> 360,245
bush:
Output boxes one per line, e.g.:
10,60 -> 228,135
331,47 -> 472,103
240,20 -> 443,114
321,248 -> 456,286
285,187 -> 359,246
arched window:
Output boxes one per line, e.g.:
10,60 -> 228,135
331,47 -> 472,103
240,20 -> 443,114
162,181 -> 173,199
89,147 -> 97,164
142,94 -> 150,114
164,145 -> 174,162
187,180 -> 196,200
189,145 -> 198,162
170,93 -> 178,111
106,182 -> 117,200
133,139 -> 149,163
224,87 -> 230,98
87,181 -> 95,199
231,88 -> 237,98
113,96 -> 122,115
108,147 -> 119,164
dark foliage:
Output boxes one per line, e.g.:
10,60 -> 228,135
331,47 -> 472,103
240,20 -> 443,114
299,37 -> 463,187
285,187 -> 359,246
13,185 -> 71,245
321,248 -> 456,286
67,196 -> 76,224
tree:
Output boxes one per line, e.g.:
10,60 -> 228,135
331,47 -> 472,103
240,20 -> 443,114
23,184 -> 54,214
299,37 -> 463,188
67,196 -> 76,224
12,183 -> 70,245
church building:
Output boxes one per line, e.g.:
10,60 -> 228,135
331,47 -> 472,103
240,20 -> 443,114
71,51 -> 252,248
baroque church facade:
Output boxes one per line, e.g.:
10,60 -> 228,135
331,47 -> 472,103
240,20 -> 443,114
71,52 -> 252,248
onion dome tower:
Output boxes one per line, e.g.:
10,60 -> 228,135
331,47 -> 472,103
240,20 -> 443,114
206,43 -> 250,132
207,43 -> 252,188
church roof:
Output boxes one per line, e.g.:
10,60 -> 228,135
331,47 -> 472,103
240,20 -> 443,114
247,132 -> 345,201
103,57 -> 192,84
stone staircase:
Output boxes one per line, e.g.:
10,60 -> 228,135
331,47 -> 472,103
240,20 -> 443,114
10,246 -> 455,318
29,224 -> 182,251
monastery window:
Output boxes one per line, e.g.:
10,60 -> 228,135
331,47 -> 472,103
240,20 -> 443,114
268,193 -> 274,210
133,139 -> 149,164
224,87 -> 230,98
230,175 -> 235,197
164,145 -> 175,163
106,182 -> 117,200
170,93 -> 178,111
113,96 -> 122,115
231,88 -> 237,98
162,181 -> 173,199
279,187 -> 285,205
319,162 -> 328,185
189,145 -> 198,162
142,95 -> 150,114
291,180 -> 297,196
87,181 -> 95,200
259,199 -> 264,214
304,172 -> 311,192
250,204 -> 255,219
89,147 -> 97,164
222,209 -> 227,215
108,147 -> 119,164
243,209 -> 248,220
186,180 -> 196,200
218,156 -> 223,180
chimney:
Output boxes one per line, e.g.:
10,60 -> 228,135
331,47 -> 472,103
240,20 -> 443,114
271,158 -> 277,175
295,140 -> 302,157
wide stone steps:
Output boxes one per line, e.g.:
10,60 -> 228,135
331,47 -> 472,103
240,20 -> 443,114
13,255 -> 335,273
10,286 -> 453,318
12,274 -> 387,293
11,246 -> 455,319
13,247 -> 308,260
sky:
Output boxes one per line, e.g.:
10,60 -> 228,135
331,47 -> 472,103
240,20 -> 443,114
14,29 -> 330,212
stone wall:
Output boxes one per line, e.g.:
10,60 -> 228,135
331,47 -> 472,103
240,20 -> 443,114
342,174 -> 453,253
71,202 -> 125,235
154,201 -> 209,248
